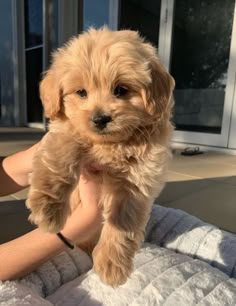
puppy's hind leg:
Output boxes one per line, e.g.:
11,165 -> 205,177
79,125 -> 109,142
26,133 -> 83,233
93,183 -> 151,287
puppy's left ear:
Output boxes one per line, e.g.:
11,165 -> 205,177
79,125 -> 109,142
142,47 -> 175,120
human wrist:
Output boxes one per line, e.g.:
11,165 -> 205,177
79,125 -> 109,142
60,220 -> 79,245
56,232 -> 74,249
61,205 -> 102,245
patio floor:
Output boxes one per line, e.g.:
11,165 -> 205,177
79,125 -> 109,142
1,127 -> 236,243
159,149 -> 236,233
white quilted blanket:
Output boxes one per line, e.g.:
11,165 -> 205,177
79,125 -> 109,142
1,205 -> 236,306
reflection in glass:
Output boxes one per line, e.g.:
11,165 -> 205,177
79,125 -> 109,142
26,48 -> 43,123
24,0 -> 43,48
83,0 -> 109,30
0,78 -> 1,118
171,0 -> 235,134
119,0 -> 161,47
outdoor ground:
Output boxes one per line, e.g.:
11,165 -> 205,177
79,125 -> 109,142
1,127 -> 236,243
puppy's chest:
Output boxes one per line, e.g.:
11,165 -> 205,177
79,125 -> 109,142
87,144 -> 144,171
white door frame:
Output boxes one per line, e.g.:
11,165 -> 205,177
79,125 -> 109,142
158,0 -> 174,67
227,2 -> 236,149
109,0 -> 119,30
166,0 -> 236,148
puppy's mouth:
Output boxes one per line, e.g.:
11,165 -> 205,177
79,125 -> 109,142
93,127 -> 111,135
92,125 -> 118,139
87,112 -> 138,142
89,119 -> 129,143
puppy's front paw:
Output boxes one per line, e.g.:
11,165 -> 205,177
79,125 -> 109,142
26,192 -> 68,233
93,242 -> 133,287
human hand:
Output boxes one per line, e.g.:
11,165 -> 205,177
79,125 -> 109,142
61,167 -> 102,244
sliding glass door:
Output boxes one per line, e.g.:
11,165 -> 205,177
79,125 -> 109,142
170,0 -> 236,147
118,0 -> 236,148
5,0 -> 236,144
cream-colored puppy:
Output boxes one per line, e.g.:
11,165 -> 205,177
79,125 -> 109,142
26,27 -> 175,287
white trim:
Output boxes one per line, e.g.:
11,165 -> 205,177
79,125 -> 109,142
173,130 -> 229,148
27,122 -> 45,130
25,44 -> 43,52
219,0 -> 236,148
172,141 -> 236,156
12,0 -> 27,126
42,0 -> 53,129
227,1 -> 236,149
165,0 -> 174,70
228,73 -> 236,148
158,0 -> 168,64
109,0 -> 119,30
158,0 -> 175,69
58,0 -> 79,46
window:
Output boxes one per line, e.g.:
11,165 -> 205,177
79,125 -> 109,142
24,0 -> 43,123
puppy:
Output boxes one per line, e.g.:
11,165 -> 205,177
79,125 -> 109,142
26,27 -> 175,287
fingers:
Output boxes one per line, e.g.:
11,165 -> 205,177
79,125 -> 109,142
79,168 -> 102,208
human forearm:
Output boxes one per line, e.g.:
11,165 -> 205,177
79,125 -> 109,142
0,164 -> 102,281
0,229 -> 66,281
0,143 -> 39,196
0,202 -> 101,281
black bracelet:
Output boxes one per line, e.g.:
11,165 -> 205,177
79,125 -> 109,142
57,232 -> 74,249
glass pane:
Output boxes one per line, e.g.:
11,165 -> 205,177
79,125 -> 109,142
119,0 -> 161,47
83,0 -> 109,30
24,0 -> 43,48
0,78 -> 1,119
26,48 -> 43,122
171,0 -> 235,134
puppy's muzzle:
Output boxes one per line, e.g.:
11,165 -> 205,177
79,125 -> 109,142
92,114 -> 112,130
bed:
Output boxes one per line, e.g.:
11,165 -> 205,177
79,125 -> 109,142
1,204 -> 236,305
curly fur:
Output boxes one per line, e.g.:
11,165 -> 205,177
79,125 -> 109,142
26,27 -> 175,287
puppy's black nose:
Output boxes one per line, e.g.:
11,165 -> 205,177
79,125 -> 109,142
92,114 -> 112,129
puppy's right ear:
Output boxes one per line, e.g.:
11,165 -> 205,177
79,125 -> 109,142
40,72 -> 62,120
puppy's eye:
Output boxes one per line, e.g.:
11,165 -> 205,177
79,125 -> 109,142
113,85 -> 129,98
76,89 -> 87,98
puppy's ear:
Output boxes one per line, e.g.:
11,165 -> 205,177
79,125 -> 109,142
40,72 -> 63,120
142,46 -> 175,120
